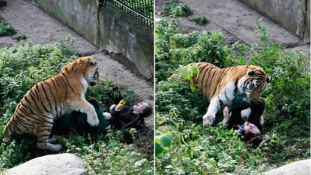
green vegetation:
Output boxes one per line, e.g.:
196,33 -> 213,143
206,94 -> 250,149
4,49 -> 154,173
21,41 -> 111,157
164,2 -> 192,18
12,34 -> 27,41
0,23 -> 27,41
155,16 -> 310,174
0,24 -> 15,36
191,15 -> 208,25
0,38 -> 153,174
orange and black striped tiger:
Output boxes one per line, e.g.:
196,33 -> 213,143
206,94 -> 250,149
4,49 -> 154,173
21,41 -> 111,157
2,56 -> 100,151
187,62 -> 271,126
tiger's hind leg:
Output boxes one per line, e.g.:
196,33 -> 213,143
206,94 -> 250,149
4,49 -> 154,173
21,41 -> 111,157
34,118 -> 62,152
48,135 -> 58,143
36,140 -> 62,152
36,133 -> 62,152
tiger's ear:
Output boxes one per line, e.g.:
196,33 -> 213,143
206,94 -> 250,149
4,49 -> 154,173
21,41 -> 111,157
247,69 -> 255,76
266,77 -> 272,83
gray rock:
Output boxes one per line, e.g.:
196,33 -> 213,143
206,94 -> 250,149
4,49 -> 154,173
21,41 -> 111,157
261,159 -> 311,175
4,153 -> 93,175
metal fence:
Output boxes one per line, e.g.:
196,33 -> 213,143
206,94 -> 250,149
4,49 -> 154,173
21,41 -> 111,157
105,0 -> 154,27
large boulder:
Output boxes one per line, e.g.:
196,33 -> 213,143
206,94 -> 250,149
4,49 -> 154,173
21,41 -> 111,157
4,153 -> 94,175
261,159 -> 311,175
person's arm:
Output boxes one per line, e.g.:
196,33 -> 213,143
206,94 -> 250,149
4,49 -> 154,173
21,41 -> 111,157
110,104 -> 117,113
109,101 -> 132,129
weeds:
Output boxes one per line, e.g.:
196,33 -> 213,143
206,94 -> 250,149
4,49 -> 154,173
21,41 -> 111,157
191,15 -> 208,25
0,24 -> 15,36
164,2 -> 192,18
12,34 -> 27,41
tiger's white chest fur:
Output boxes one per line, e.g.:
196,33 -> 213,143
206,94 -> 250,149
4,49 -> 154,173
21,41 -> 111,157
217,82 -> 237,106
80,78 -> 89,99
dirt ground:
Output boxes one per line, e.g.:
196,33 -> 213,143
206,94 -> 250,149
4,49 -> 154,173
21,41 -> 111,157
0,0 -> 154,129
155,0 -> 310,54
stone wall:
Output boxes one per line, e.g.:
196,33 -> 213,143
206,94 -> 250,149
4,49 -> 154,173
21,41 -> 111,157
237,0 -> 310,42
30,0 -> 154,80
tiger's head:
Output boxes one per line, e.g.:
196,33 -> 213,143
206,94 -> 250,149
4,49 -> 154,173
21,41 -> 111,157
239,65 -> 271,103
61,56 -> 99,86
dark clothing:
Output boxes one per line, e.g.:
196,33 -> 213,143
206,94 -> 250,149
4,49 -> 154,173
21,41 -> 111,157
227,98 -> 265,132
51,99 -> 109,136
109,106 -> 145,130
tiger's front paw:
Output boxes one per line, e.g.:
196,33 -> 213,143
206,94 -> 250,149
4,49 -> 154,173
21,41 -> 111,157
87,113 -> 99,127
202,114 -> 214,127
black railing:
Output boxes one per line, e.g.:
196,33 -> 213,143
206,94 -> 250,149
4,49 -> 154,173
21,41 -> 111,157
105,0 -> 154,27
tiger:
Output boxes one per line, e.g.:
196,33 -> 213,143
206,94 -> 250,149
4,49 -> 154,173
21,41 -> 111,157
2,56 -> 100,152
177,62 -> 271,127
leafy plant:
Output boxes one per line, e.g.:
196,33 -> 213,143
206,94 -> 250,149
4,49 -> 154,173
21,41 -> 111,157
12,33 -> 27,41
191,15 -> 208,25
164,2 -> 192,18
0,24 -> 15,36
155,134 -> 173,157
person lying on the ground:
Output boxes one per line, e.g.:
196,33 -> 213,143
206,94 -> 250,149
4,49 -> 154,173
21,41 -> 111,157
104,100 -> 153,130
51,99 -> 152,138
222,97 -> 265,141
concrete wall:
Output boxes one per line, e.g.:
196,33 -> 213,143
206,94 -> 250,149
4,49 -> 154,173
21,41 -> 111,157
238,0 -> 310,42
99,4 -> 154,80
30,0 -> 154,80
